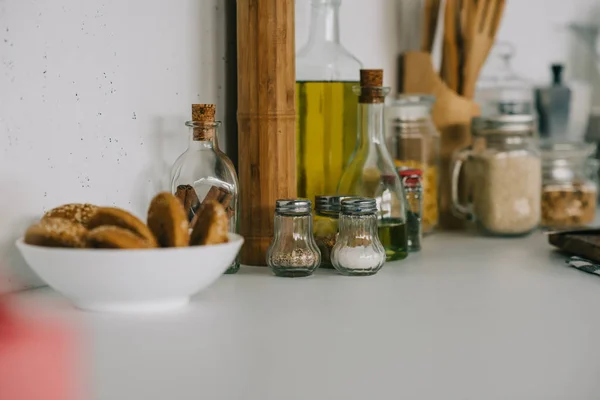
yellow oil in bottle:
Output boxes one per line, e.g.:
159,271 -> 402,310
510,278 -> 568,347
296,81 -> 358,202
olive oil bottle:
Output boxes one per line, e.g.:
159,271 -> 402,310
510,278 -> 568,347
296,81 -> 358,201
296,0 -> 362,201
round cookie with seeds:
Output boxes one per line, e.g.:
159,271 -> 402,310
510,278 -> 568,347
42,203 -> 98,227
87,207 -> 157,246
25,217 -> 87,248
87,226 -> 155,249
147,192 -> 190,247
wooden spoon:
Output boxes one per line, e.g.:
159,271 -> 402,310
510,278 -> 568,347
441,0 -> 460,92
421,0 -> 441,53
461,0 -> 506,99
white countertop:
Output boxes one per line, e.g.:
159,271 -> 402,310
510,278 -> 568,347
11,232 -> 600,400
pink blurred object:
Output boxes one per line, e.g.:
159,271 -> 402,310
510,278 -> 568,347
0,300 -> 81,400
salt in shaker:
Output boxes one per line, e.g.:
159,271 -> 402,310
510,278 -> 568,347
331,198 -> 386,276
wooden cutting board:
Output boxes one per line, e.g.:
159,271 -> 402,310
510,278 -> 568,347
548,229 -> 600,263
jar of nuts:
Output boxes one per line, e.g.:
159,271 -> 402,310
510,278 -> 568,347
386,95 -> 440,234
540,141 -> 598,228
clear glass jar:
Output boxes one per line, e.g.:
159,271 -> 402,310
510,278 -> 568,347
331,198 -> 386,276
170,104 -> 240,273
399,169 -> 423,252
313,195 -> 356,268
337,69 -> 408,261
540,141 -> 598,228
475,42 -> 535,117
296,0 -> 363,203
451,115 -> 541,236
386,95 -> 440,234
267,199 -> 321,278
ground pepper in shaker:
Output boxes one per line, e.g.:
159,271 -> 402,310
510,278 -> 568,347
331,198 -> 386,276
399,168 -> 423,252
267,199 -> 321,277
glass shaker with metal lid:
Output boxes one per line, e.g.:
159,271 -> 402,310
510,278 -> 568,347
267,199 -> 321,277
451,115 -> 541,236
331,198 -> 386,276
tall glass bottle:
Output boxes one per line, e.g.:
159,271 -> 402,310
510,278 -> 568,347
170,104 -> 240,274
337,69 -> 408,261
296,0 -> 363,202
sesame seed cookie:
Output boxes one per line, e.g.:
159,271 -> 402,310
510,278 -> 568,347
86,207 -> 157,246
147,192 -> 190,247
42,203 -> 98,227
86,226 -> 154,249
189,200 -> 229,246
24,217 -> 87,248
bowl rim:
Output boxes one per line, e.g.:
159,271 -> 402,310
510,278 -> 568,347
16,232 -> 244,253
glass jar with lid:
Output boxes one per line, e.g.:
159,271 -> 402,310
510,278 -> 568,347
267,199 -> 321,277
451,115 -> 541,236
313,195 -> 355,268
331,198 -> 386,276
386,94 -> 440,234
475,42 -> 535,117
540,141 -> 598,228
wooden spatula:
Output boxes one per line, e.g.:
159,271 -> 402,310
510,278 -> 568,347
421,0 -> 441,53
441,0 -> 460,92
461,0 -> 506,99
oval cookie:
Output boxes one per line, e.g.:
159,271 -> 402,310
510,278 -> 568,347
147,192 -> 190,247
42,203 -> 98,227
87,226 -> 154,249
87,207 -> 157,246
190,200 -> 229,246
24,217 -> 87,248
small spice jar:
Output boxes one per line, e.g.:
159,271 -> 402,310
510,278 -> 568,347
313,196 -> 351,268
540,141 -> 598,228
399,168 -> 423,252
451,115 -> 541,236
331,198 -> 386,276
267,199 -> 321,277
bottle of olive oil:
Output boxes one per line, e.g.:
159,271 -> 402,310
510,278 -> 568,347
296,0 -> 362,202
337,70 -> 408,262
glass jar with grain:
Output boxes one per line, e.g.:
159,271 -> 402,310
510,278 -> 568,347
386,95 -> 440,234
540,141 -> 598,228
451,115 -> 541,236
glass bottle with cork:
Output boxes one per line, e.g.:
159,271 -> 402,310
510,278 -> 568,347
337,69 -> 408,261
296,0 -> 363,203
170,104 -> 240,273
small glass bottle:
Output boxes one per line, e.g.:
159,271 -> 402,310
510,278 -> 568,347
170,104 -> 240,273
331,198 -> 386,276
386,95 -> 440,234
337,69 -> 408,261
399,169 -> 423,252
267,199 -> 321,278
296,0 -> 363,202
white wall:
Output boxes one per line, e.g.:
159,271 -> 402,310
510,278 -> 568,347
0,0 -> 229,292
296,0 -> 600,101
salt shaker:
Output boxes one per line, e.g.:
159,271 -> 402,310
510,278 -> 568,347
399,168 -> 423,252
266,199 -> 321,277
331,198 -> 386,276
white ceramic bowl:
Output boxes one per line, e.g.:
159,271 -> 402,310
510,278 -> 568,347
16,233 -> 244,313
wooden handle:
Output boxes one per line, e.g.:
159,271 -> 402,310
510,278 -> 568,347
237,0 -> 296,265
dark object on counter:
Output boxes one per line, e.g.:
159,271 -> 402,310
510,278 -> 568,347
548,229 -> 600,263
535,64 -> 572,138
399,169 -> 423,252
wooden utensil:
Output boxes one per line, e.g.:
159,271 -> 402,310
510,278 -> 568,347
237,0 -> 296,265
441,0 -> 460,92
461,0 -> 506,98
548,229 -> 600,263
421,0 -> 441,53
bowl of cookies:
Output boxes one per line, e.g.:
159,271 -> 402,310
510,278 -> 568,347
16,192 -> 243,313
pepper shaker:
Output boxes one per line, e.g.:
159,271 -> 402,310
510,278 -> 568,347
331,198 -> 386,276
266,199 -> 321,277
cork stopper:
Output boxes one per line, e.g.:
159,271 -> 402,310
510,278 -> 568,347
358,69 -> 385,104
191,104 -> 216,140
192,104 -> 216,123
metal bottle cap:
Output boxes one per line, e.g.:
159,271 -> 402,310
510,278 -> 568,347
471,114 -> 536,136
315,195 -> 357,213
340,197 -> 377,215
275,199 -> 312,214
